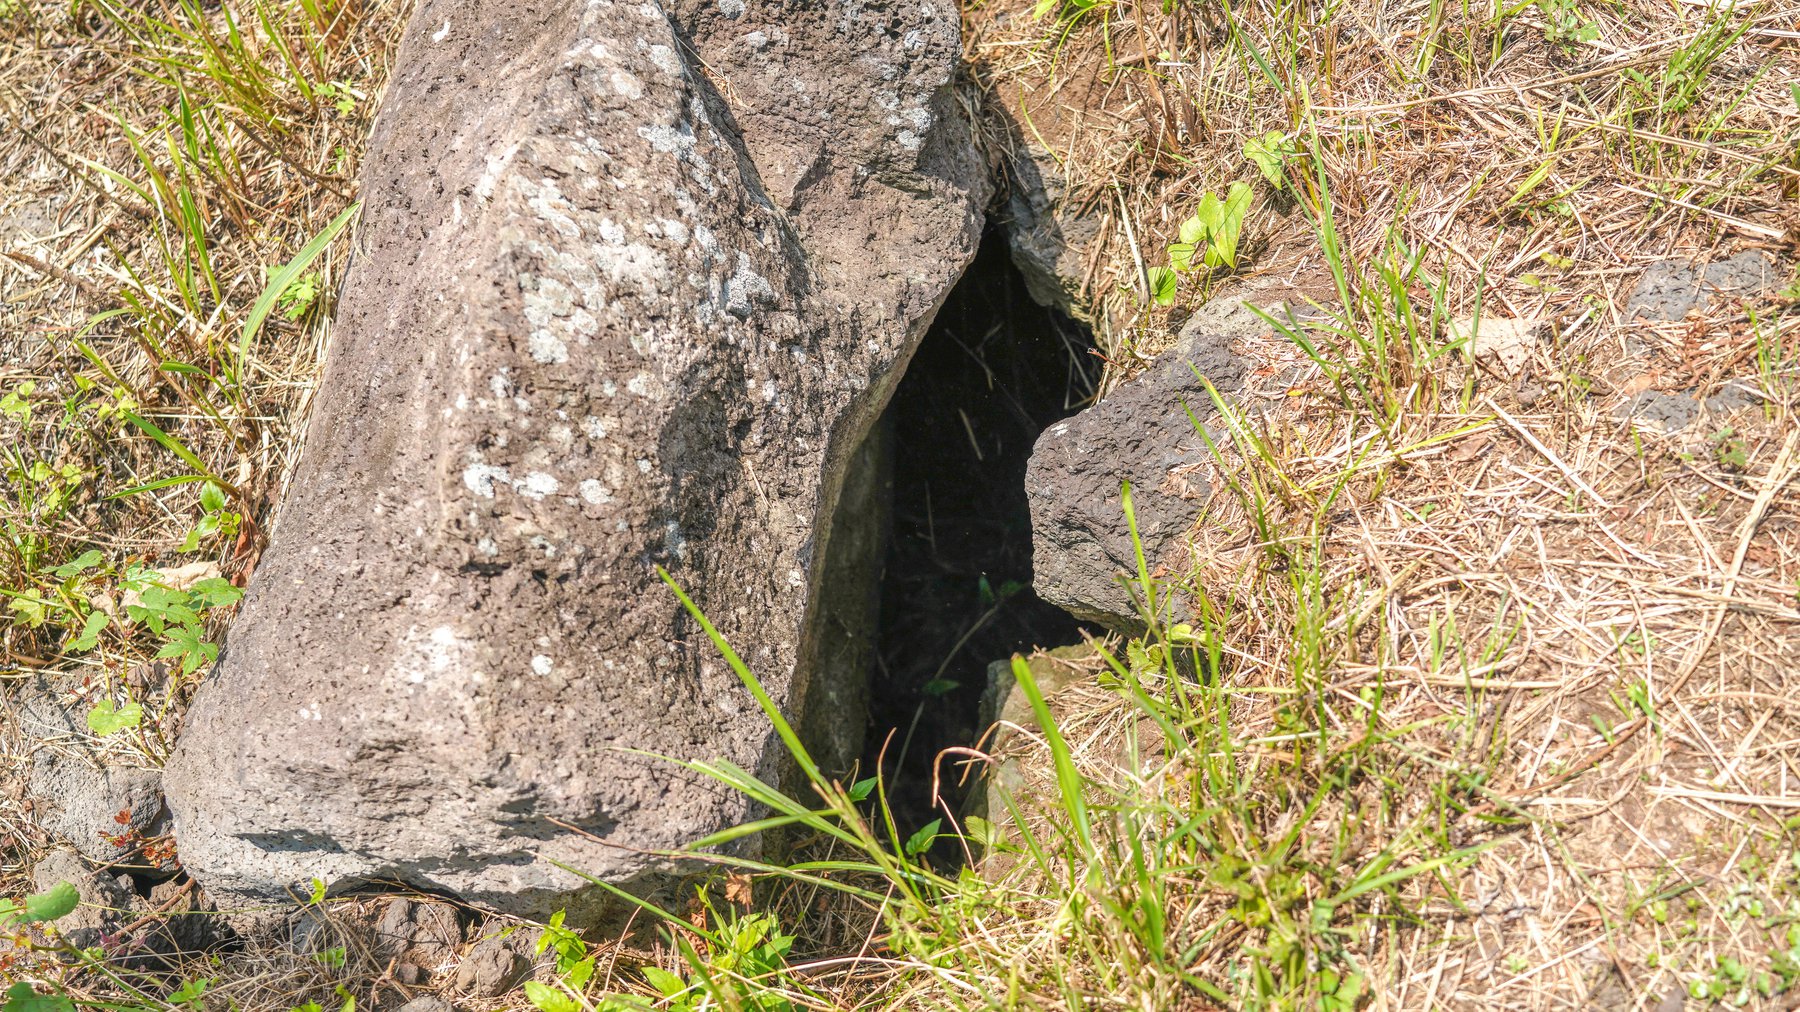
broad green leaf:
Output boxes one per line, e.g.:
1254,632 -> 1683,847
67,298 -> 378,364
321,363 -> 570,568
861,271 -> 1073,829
1206,181 -> 1254,270
1193,191 -> 1224,234
9,594 -> 48,628
643,966 -> 688,997
964,815 -> 1008,849
1146,266 -> 1178,306
522,982 -> 580,1012
23,881 -> 79,923
1176,213 -> 1206,246
51,550 -> 103,579
904,817 -> 942,856
1167,241 -> 1199,273
566,956 -> 596,989
199,481 -> 227,513
847,776 -> 878,802
68,610 -> 109,652
4,983 -> 76,1012
1243,130 -> 1294,188
86,700 -> 142,736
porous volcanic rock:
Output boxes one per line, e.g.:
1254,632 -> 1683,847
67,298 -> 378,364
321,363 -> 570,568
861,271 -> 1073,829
165,0 -> 986,918
1026,289 -> 1293,629
1624,252 -> 1774,321
14,677 -> 167,865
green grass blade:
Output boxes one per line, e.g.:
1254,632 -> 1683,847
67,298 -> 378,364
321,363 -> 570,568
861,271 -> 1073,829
239,200 -> 359,366
657,566 -> 822,785
1010,655 -> 1093,860
120,410 -> 216,479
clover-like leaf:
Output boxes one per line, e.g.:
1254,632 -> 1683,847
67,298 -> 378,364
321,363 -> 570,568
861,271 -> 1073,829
68,610 -> 109,653
86,699 -> 142,736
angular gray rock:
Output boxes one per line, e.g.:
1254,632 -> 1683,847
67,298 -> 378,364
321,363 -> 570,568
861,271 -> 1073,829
998,138 -> 1101,317
15,678 -> 167,864
453,933 -> 532,998
1026,292 -> 1280,628
164,0 -> 986,918
30,847 -> 137,953
392,1000 -> 458,1012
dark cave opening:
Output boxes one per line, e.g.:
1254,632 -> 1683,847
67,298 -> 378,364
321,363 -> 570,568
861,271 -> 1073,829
864,232 -> 1099,839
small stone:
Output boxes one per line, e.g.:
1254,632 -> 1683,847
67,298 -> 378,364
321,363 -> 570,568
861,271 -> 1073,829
1618,390 -> 1700,432
393,999 -> 457,1012
30,847 -> 135,953
453,934 -> 532,998
374,897 -> 462,972
408,902 -> 462,967
1625,252 -> 1773,321
287,906 -> 338,955
375,898 -> 416,957
17,676 -> 168,864
394,962 -> 424,985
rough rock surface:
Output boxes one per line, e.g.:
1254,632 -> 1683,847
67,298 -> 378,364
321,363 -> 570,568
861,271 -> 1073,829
392,1000 -> 459,1012
1026,297 -> 1269,628
15,678 -> 167,864
453,932 -> 533,998
29,848 -> 137,953
375,898 -> 464,973
998,138 -> 1100,316
165,0 -> 986,917
1625,252 -> 1773,321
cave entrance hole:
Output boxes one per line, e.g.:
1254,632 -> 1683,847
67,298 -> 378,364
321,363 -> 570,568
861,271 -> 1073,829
864,232 -> 1099,839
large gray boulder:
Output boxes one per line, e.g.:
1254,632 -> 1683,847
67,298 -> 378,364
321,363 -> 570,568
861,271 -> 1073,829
165,0 -> 985,918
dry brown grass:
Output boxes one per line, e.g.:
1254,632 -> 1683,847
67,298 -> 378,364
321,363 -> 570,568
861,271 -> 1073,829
1,0 -> 409,1002
969,0 -> 1800,364
958,0 -> 1800,1006
7,0 -> 1800,1008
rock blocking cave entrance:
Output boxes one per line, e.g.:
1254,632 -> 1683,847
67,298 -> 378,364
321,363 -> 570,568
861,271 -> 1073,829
864,232 -> 1098,832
